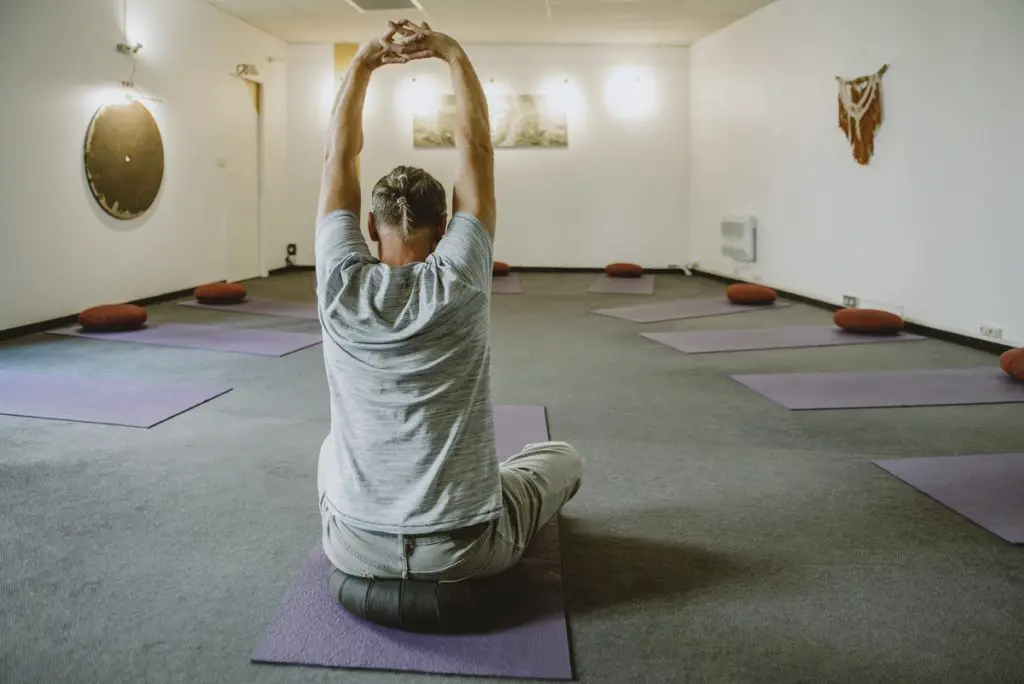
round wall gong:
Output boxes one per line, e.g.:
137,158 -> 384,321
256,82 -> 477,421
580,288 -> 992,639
84,100 -> 165,220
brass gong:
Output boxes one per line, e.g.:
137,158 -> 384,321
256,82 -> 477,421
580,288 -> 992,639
84,100 -> 164,220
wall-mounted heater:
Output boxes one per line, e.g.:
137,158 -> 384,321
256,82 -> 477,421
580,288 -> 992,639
720,215 -> 757,263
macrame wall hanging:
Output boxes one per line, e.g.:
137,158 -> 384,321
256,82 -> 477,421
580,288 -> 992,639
836,64 -> 888,165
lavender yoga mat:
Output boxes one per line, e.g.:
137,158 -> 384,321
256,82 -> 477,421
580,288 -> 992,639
591,296 -> 791,323
0,370 -> 231,428
251,404 -> 572,680
641,325 -> 926,354
179,297 -> 319,320
49,323 -> 321,357
491,273 -> 522,294
731,367 -> 1024,410
874,453 -> 1024,544
587,274 -> 656,295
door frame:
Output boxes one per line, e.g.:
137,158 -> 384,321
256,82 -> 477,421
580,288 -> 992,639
228,73 -> 266,281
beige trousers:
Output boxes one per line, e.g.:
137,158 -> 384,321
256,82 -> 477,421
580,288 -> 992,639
318,441 -> 582,582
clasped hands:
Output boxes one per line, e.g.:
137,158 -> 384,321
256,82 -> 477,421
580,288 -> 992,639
356,20 -> 461,70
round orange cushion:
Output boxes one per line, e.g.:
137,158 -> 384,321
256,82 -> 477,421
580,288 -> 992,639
78,304 -> 148,332
726,283 -> 777,305
1000,348 -> 1024,382
834,308 -> 904,335
492,261 -> 511,277
195,282 -> 247,305
605,263 -> 644,278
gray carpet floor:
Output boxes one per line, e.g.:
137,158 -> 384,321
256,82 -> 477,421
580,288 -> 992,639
2,272 -> 1022,684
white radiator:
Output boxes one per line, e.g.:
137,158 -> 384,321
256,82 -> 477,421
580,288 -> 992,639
720,215 -> 757,263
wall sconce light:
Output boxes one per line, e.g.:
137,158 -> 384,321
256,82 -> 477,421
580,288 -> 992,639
483,79 -> 509,102
403,76 -> 442,118
482,79 -> 511,123
107,38 -> 160,104
538,75 -> 583,119
236,64 -> 259,78
604,66 -> 656,120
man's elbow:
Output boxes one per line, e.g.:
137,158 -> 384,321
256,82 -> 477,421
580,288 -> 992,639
326,148 -> 359,167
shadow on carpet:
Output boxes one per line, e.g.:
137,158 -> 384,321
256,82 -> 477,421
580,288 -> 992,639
559,516 -> 768,614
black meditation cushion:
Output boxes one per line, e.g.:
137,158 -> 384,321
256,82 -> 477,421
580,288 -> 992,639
834,308 -> 904,335
605,262 -> 644,278
493,261 -> 511,276
194,282 -> 247,305
1000,348 -> 1024,382
330,569 -> 500,634
725,283 -> 777,305
78,304 -> 148,332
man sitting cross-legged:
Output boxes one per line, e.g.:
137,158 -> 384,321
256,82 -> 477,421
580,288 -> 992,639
314,20 -> 582,583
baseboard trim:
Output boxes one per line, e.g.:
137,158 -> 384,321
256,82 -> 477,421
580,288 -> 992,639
512,266 -> 603,273
270,265 -> 689,276
512,266 -> 687,275
0,286 -> 202,342
694,269 -> 1013,356
9,269 -> 1007,357
269,265 -> 315,275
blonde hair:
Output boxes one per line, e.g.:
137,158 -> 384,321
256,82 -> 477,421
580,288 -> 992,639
371,165 -> 447,239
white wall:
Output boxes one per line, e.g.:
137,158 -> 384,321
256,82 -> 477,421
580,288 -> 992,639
286,43 -> 335,267
0,0 -> 288,331
286,44 -> 690,269
690,0 -> 1024,346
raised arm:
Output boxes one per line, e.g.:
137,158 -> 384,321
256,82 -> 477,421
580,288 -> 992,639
446,49 -> 496,236
395,22 -> 496,237
316,63 -> 370,222
317,24 -> 413,223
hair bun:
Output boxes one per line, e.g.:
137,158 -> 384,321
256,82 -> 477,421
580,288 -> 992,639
395,196 -> 409,208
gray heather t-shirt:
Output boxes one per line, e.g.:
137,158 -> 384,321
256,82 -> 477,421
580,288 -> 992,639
314,209 -> 501,535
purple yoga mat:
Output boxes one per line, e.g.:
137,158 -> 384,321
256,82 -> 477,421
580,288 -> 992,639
0,370 -> 231,428
48,323 -> 321,357
491,273 -> 522,294
179,297 -> 319,320
587,274 -> 656,295
731,367 -> 1024,410
591,296 -> 791,323
641,325 -> 926,354
874,453 -> 1024,544
251,404 -> 572,680
493,403 -> 549,458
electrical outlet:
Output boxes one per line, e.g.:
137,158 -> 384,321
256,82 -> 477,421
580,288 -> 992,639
667,263 -> 680,269
980,325 -> 1003,339
842,295 -> 858,308
286,243 -> 297,257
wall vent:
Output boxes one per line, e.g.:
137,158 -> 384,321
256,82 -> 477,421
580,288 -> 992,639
720,215 -> 756,263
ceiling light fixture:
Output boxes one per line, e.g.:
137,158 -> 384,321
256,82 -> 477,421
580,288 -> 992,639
344,0 -> 421,13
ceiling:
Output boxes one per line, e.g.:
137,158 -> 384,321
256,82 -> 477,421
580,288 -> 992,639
205,0 -> 775,46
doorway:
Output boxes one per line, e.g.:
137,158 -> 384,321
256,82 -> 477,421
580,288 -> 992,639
224,77 -> 263,283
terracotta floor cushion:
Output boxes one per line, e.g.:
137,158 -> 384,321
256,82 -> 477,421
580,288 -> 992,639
834,308 -> 904,335
78,304 -> 148,332
725,283 -> 777,305
194,282 -> 247,305
605,263 -> 644,278
1000,348 -> 1024,381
